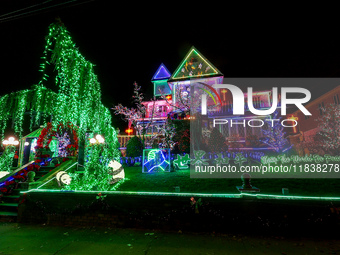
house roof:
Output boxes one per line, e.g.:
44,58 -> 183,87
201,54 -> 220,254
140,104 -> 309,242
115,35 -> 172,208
168,46 -> 223,82
151,63 -> 171,81
21,128 -> 43,139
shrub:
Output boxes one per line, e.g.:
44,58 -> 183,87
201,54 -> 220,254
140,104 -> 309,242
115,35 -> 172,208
126,136 -> 144,157
208,127 -> 228,153
245,134 -> 261,148
172,119 -> 190,153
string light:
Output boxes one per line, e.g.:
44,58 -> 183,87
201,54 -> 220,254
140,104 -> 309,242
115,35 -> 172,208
0,21 -> 121,191
2,137 -> 19,146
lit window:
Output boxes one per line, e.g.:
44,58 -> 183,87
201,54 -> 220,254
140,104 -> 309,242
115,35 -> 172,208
334,94 -> 339,105
319,102 -> 325,115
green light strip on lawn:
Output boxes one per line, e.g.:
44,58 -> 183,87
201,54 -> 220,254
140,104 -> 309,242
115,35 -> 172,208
22,189 -> 242,198
20,189 -> 340,201
241,193 -> 340,201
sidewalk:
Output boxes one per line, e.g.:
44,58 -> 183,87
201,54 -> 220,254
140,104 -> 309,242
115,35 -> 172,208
1,222 -> 339,255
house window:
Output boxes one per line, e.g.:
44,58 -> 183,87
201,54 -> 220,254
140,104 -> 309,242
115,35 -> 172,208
222,124 -> 230,137
252,96 -> 261,108
246,125 -> 253,136
148,105 -> 154,115
230,124 -> 237,137
334,94 -> 339,105
253,125 -> 262,138
237,125 -> 245,137
319,102 -> 325,115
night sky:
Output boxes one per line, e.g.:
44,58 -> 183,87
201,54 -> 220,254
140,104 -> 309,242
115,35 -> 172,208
1,1 -> 340,131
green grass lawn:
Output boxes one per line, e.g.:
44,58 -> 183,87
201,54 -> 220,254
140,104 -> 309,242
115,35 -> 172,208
116,166 -> 340,197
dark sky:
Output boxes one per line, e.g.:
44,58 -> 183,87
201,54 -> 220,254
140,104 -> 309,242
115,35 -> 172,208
1,1 -> 340,131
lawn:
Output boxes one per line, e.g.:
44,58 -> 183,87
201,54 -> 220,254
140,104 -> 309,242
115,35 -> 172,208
116,166 -> 340,197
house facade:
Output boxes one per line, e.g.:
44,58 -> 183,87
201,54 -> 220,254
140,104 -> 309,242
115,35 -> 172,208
291,85 -> 340,142
132,46 -> 280,150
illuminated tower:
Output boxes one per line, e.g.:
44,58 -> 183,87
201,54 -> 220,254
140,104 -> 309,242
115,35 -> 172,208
168,46 -> 224,107
151,63 -> 172,98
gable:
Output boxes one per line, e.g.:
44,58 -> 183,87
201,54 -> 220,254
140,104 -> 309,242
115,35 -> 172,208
170,46 -> 223,81
152,63 -> 171,81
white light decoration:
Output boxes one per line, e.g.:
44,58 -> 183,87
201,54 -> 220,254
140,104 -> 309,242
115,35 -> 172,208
108,160 -> 125,184
56,171 -> 72,185
0,171 -> 10,179
95,134 -> 105,144
89,135 -> 105,145
2,136 -> 19,146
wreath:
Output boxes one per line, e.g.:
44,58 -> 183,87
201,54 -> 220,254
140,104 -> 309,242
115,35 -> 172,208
35,122 -> 79,158
36,122 -> 54,150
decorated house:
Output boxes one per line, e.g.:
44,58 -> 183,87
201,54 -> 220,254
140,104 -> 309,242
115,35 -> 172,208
291,85 -> 340,142
138,63 -> 173,135
134,46 -> 285,150
289,85 -> 340,155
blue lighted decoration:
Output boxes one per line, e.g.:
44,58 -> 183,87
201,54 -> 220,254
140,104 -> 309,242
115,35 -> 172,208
152,63 -> 172,96
142,149 -> 171,173
151,63 -> 171,81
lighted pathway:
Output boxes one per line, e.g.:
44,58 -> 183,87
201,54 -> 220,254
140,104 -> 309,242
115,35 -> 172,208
1,222 -> 339,254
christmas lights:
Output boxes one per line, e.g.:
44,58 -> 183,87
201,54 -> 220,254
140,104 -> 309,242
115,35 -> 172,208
21,189 -> 340,202
142,148 -> 171,173
260,111 -> 292,153
151,63 -> 171,81
173,154 -> 190,169
0,145 -> 16,172
0,22 -> 121,191
170,46 -> 222,80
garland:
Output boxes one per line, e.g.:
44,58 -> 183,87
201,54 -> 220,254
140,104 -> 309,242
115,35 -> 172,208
0,162 -> 41,196
0,157 -> 71,198
35,122 -> 79,157
36,122 -> 54,149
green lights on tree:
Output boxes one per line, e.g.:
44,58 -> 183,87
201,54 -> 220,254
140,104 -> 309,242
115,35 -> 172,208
0,86 -> 57,139
0,145 -> 16,172
0,21 -> 121,191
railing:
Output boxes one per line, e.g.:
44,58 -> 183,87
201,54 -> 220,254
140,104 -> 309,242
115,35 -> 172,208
119,150 -> 266,166
32,159 -> 78,190
118,135 -> 161,148
0,161 -> 35,186
117,135 -> 134,148
207,102 -> 282,117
